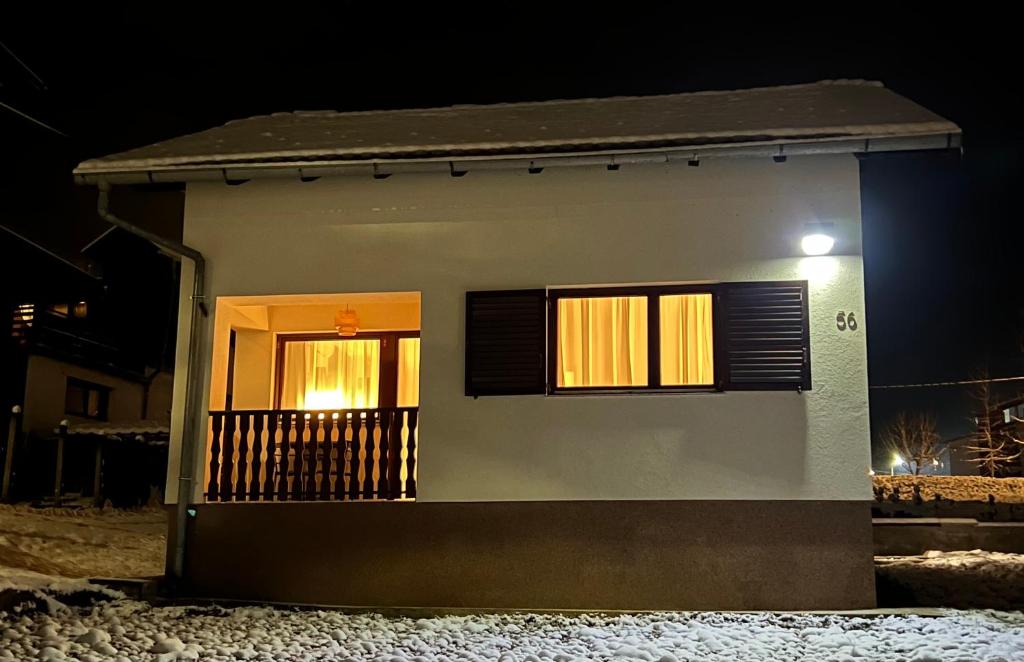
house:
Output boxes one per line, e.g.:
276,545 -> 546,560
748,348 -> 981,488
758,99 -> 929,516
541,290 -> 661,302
73,80 -> 961,610
1,224 -> 176,504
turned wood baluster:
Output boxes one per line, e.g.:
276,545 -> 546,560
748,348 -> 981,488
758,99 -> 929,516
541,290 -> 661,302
377,409 -> 391,499
305,415 -> 321,499
292,415 -> 307,500
387,409 -> 402,499
405,409 -> 418,499
348,414 -> 362,500
362,412 -> 377,499
263,414 -> 278,500
235,413 -> 250,501
219,413 -> 236,502
334,415 -> 348,500
207,412 -> 223,501
249,413 -> 264,500
320,414 -> 335,500
277,415 -> 292,501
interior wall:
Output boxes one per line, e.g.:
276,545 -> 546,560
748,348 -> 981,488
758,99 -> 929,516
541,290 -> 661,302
231,329 -> 273,409
169,155 -> 871,504
206,297 -> 421,411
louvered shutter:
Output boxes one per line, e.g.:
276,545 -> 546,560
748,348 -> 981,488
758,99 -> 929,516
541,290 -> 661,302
722,281 -> 811,391
465,290 -> 547,396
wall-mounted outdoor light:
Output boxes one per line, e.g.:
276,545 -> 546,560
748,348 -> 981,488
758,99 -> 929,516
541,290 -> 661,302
800,221 -> 836,256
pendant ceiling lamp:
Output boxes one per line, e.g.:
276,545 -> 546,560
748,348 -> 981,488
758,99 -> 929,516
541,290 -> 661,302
334,305 -> 359,337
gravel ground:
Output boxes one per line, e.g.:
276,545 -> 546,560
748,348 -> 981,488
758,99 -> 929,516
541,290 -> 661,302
1,574 -> 1023,662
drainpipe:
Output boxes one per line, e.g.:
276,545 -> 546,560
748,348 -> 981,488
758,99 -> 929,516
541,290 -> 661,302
96,183 -> 207,585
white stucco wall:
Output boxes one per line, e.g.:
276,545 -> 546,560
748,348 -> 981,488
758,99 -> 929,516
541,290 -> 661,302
166,155 -> 871,503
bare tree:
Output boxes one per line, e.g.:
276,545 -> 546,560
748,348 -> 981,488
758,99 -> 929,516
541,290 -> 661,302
881,413 -> 941,475
965,377 -> 1023,477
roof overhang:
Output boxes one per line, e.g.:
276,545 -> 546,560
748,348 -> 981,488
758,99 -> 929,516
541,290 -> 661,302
74,131 -> 961,186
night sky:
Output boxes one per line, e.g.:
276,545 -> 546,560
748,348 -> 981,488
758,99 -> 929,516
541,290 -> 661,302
3,7 -> 1022,459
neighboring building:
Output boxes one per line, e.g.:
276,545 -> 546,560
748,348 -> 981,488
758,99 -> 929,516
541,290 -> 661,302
1,224 -> 176,502
74,80 -> 961,610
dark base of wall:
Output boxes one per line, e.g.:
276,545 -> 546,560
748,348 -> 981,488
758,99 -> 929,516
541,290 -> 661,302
183,500 -> 875,611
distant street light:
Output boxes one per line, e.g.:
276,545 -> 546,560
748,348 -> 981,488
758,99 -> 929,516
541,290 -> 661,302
891,452 -> 903,476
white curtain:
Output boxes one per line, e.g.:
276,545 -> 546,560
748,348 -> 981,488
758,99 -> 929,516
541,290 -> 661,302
280,339 -> 380,409
557,296 -> 648,387
397,338 -> 420,407
659,294 -> 714,385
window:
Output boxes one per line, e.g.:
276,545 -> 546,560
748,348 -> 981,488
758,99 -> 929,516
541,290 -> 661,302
556,296 -> 648,387
551,286 -> 713,392
659,293 -> 715,386
46,302 -> 85,318
64,378 -> 110,420
465,281 -> 810,396
276,332 -> 420,409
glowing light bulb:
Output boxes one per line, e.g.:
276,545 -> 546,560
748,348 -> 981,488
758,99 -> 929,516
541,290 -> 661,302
801,233 -> 835,256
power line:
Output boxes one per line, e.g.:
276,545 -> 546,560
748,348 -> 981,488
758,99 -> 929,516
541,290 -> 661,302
0,39 -> 47,90
0,99 -> 66,136
870,375 -> 1024,390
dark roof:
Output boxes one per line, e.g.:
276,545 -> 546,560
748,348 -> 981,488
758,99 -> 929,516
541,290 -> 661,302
75,80 -> 959,183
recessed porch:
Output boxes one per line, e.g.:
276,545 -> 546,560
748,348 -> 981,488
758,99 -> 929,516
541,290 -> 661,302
204,292 -> 420,503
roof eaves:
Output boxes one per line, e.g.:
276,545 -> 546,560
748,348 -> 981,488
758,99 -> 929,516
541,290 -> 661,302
74,129 -> 962,186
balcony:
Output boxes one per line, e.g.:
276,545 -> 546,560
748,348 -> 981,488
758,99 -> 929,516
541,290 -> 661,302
205,407 -> 418,503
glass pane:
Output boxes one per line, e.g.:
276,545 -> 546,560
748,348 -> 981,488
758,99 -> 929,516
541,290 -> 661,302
281,339 -> 380,409
86,390 -> 102,417
397,337 -> 421,407
659,293 -> 714,386
65,384 -> 84,415
557,296 -> 648,387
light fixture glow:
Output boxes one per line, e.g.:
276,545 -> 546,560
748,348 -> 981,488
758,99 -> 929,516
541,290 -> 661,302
800,222 -> 836,256
334,305 -> 360,337
801,233 -> 835,256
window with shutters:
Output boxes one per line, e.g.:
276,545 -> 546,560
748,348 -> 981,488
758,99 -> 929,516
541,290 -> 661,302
466,281 -> 810,396
549,286 -> 715,393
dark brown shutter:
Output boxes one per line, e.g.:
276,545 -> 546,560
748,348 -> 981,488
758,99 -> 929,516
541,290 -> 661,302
721,281 -> 811,391
465,289 -> 547,396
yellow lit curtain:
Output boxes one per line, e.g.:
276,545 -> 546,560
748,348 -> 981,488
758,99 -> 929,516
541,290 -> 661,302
660,294 -> 714,385
281,339 -> 380,409
557,296 -> 648,387
397,338 -> 420,407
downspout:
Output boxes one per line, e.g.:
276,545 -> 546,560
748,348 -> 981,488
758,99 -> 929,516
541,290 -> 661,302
96,182 -> 207,584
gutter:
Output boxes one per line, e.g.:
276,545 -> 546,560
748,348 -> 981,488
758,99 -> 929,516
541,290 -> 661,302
95,183 -> 207,586
74,132 -> 963,186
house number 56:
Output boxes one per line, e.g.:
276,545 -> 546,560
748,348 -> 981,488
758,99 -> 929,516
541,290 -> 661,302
836,311 -> 858,331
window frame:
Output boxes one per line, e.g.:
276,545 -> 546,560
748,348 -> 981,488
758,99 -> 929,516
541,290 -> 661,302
64,377 -> 111,421
547,284 -> 722,395
273,330 -> 420,409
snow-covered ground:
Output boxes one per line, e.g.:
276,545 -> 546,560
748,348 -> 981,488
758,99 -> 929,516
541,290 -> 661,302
874,475 -> 1024,503
1,575 -> 1023,662
0,505 -> 165,578
877,550 -> 1024,610
1,507 -> 1023,659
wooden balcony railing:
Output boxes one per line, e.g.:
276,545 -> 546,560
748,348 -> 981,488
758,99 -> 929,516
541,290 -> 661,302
205,408 -> 418,502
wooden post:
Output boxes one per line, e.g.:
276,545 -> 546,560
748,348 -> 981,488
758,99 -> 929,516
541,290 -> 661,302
55,420 -> 68,503
92,440 -> 103,506
2,405 -> 22,501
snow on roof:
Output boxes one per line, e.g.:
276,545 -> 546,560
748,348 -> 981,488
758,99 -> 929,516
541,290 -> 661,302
75,80 -> 958,180
60,421 -> 170,442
